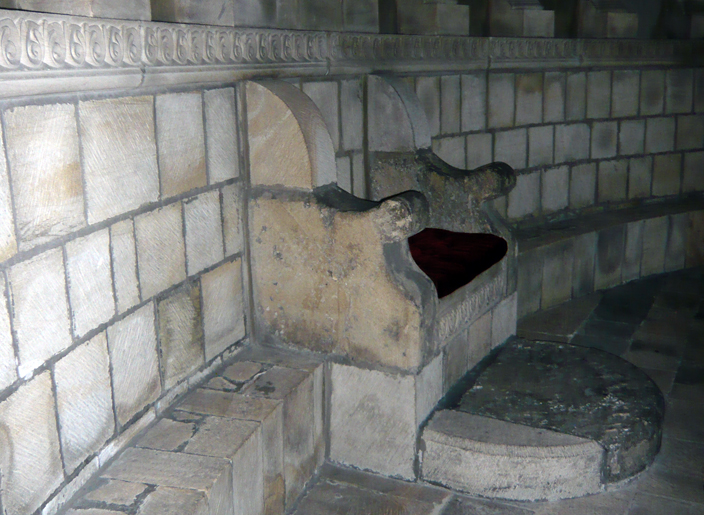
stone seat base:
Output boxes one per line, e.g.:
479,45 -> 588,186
421,338 -> 664,501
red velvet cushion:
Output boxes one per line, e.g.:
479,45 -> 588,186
408,229 -> 507,298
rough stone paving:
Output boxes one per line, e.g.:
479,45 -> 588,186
457,338 -> 665,482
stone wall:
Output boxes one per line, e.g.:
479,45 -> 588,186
0,88 -> 247,515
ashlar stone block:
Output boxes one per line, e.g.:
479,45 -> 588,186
336,156 -> 352,193
461,74 -> 487,132
572,232 -> 596,297
0,129 -> 16,262
137,418 -> 195,451
135,202 -> 186,300
55,332 -> 114,474
623,221 -> 644,283
9,248 -> 71,376
665,213 -> 687,272
204,88 -> 239,184
110,219 -> 140,314
619,120 -> 645,156
676,115 -> 704,150
640,70 -> 665,116
492,292 -> 517,347
528,125 -> 553,167
416,353 -> 443,426
652,154 -> 682,197
202,259 -> 245,361
343,0 -> 379,32
628,156 -> 652,199
541,241 -> 574,309
65,229 -> 115,338
595,225 -> 625,290
0,275 -> 15,391
541,166 -> 568,213
0,372 -> 63,515
303,81 -> 340,151
555,124 -> 590,163
156,92 -> 207,198
641,217 -> 668,276
570,163 -> 596,209
184,190 -> 224,276
222,183 -> 244,257
341,79 -> 364,150
494,129 -> 527,169
443,330 -> 470,393
137,487 -> 208,515
566,72 -> 587,121
4,103 -> 84,250
416,77 -> 441,138
686,211 -> 704,267
666,69 -> 694,114
645,117 -> 675,154
586,71 -> 611,119
434,137 -> 465,169
466,133 -> 493,167
507,172 -> 540,219
468,310 -> 492,369
107,304 -> 161,426
440,75 -> 461,135
515,73 -> 543,126
597,159 -> 628,203
517,248 -> 543,318
157,283 -> 204,390
151,0 -> 234,25
591,121 -> 617,159
611,70 -> 639,118
488,74 -> 515,129
683,152 -> 704,193
80,96 -> 159,224
543,72 -> 565,123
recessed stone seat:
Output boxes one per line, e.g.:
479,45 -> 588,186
421,337 -> 664,501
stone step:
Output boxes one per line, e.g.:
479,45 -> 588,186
420,338 -> 664,501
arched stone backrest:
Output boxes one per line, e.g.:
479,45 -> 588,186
367,75 -> 432,152
246,80 -> 336,189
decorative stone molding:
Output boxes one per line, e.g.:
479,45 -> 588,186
0,9 -> 702,97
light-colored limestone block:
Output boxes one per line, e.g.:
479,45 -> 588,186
9,248 -> 71,376
683,152 -> 704,192
492,292 -> 517,347
330,363 -> 416,479
0,275 -> 16,391
572,232 -> 596,297
55,333 -> 114,473
591,121 -> 617,159
137,418 -> 195,451
461,74 -> 487,132
303,81 -> 340,151
586,71 -> 611,119
488,74 -> 515,129
416,77 -> 441,138
517,248 -> 543,318
570,163 -> 596,209
229,0 -> 277,27
351,152 -> 366,198
443,330 -> 469,393
98,407 -> 156,467
434,137 -> 465,169
544,72 -> 565,123
157,283 -> 204,390
10,0 -> 150,19
0,372 -> 63,515
151,0 -> 234,25
156,92 -> 206,198
641,217 -> 668,276
516,73 -> 543,126
80,96 -> 159,224
66,229 -> 115,338
555,124 -> 590,163
528,126 -> 553,168
4,103 -> 84,250
204,88 -> 239,184
623,220 -> 644,283
336,156 -> 352,193
340,80 -> 364,150
494,129 -> 527,169
416,353 -> 443,426
184,190 -> 224,276
222,183 -> 244,257
541,241 -> 574,309
566,72 -> 587,121
542,166 -> 569,213
0,129 -> 16,262
676,114 -> 704,150
640,70 -> 665,116
468,310 -> 492,369
138,487 -> 208,515
110,220 -> 140,313
508,172 -> 539,219
645,117 -> 675,154
597,159 -> 628,203
107,304 -> 161,425
466,133 -> 493,167
441,75 -> 461,135
611,70 -> 640,118
84,478 -> 148,505
652,154 -> 682,197
135,202 -> 186,300
666,69 -> 693,114
619,120 -> 645,156
247,80 -> 336,189
628,157 -> 652,199
202,259 -> 245,361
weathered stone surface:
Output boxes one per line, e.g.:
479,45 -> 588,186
303,81 -> 340,151
541,166 -> 568,213
152,0 -> 233,25
138,486 -> 208,515
55,333 -> 114,473
11,0 -> 150,19
652,154 -> 682,197
595,225 -> 625,290
619,119 -> 645,156
202,259 -> 245,360
0,372 -> 63,515
416,353 -> 443,426
586,71 -> 611,119
340,79 -> 364,149
434,137 -> 465,169
98,407 -> 156,467
80,96 -> 159,224
110,220 -> 140,314
640,70 -> 666,116
528,125 -> 553,167
645,117 -> 675,154
440,75 -> 461,134
488,74 -> 515,128
157,283 -> 204,390
0,128 -> 16,262
466,133 -> 493,166
570,163 -> 596,209
66,229 -> 115,338
686,211 -> 704,267
184,190 -> 224,276
666,69 -> 693,114
204,88 -> 239,184
9,248 -> 71,376
518,294 -> 600,343
136,418 -> 195,451
611,70 -> 639,118
623,221 -> 644,283
336,156 -> 352,193
598,159 -> 628,203
508,172 -> 539,219
157,92 -> 207,198
555,124 -> 589,163
343,0 -> 379,32
641,217 -> 669,276
4,103 -> 84,250
107,304 -> 161,425
541,241 -> 574,309
397,1 -> 469,35
222,182 -> 244,257
135,202 -> 186,300
468,310 -> 492,369
628,156 -> 652,199
516,73 -> 543,126
517,248 -> 543,318
683,152 -> 704,193
665,213 -> 687,272
443,330 -> 470,393
572,232 -> 597,297
330,363 -> 416,479
461,74 -> 487,132
565,72 -> 586,121
84,478 -> 148,505
494,129 -> 526,169
676,115 -> 704,151
415,76 -> 440,137
543,72 -> 565,123
0,275 -> 16,391
491,293 -> 517,349
591,121 -> 617,159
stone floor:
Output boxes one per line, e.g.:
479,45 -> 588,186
292,268 -> 704,515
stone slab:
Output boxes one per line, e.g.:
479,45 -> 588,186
184,190 -> 224,276
204,88 -> 239,184
202,259 -> 245,361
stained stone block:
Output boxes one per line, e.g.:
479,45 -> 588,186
665,214 -> 687,272
55,333 -> 114,474
515,73 -> 543,126
0,372 -> 63,515
151,0 -> 234,25
541,166 -> 568,214
628,156 -> 652,199
330,363 -> 416,479
107,304 -> 161,425
340,80 -> 364,150
84,478 -> 149,505
461,74 -> 487,132
397,2 -> 470,35
507,172 -> 539,219
351,152 -> 365,199
222,183 -> 244,257
184,190 -> 224,276
343,0 -> 379,32
543,72 -> 565,123
619,120 -> 645,156
416,353 -> 443,426
517,248 -> 543,318
416,77 -> 441,137
645,117 -> 676,154
598,159 -> 628,203
205,88 -> 239,184
652,154 -> 682,197
586,71 -> 611,119
466,133 -> 493,166
135,202 -> 186,300
555,124 -> 590,163
494,129 -> 527,169
570,163 -> 596,209
137,487 -> 208,515
110,220 -> 140,314
641,217 -> 668,277
683,152 -> 704,192
0,130 -> 16,262
157,283 -> 204,390
443,330 -> 470,393
137,418 -> 195,451
566,72 -> 587,121
80,96 -> 159,224
434,137 -> 466,169
157,92 -> 207,198
528,126 -> 553,168
0,276 -> 14,392
666,69 -> 694,114
640,70 -> 665,116
611,70 -> 639,118
572,232 -> 597,297
676,115 -> 704,150
9,248 -> 71,376
66,230 -> 115,338
440,76 -> 461,135
541,241 -> 574,309
623,221 -> 644,283
686,211 -> 704,267
303,82 -> 340,151
492,293 -> 517,348
595,225 -> 625,291
468,310 -> 492,369
488,74 -> 515,129
4,103 -> 84,250
591,121 -> 617,159
202,259 -> 245,361
336,156 -> 352,193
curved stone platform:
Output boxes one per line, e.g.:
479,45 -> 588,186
421,338 -> 665,501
